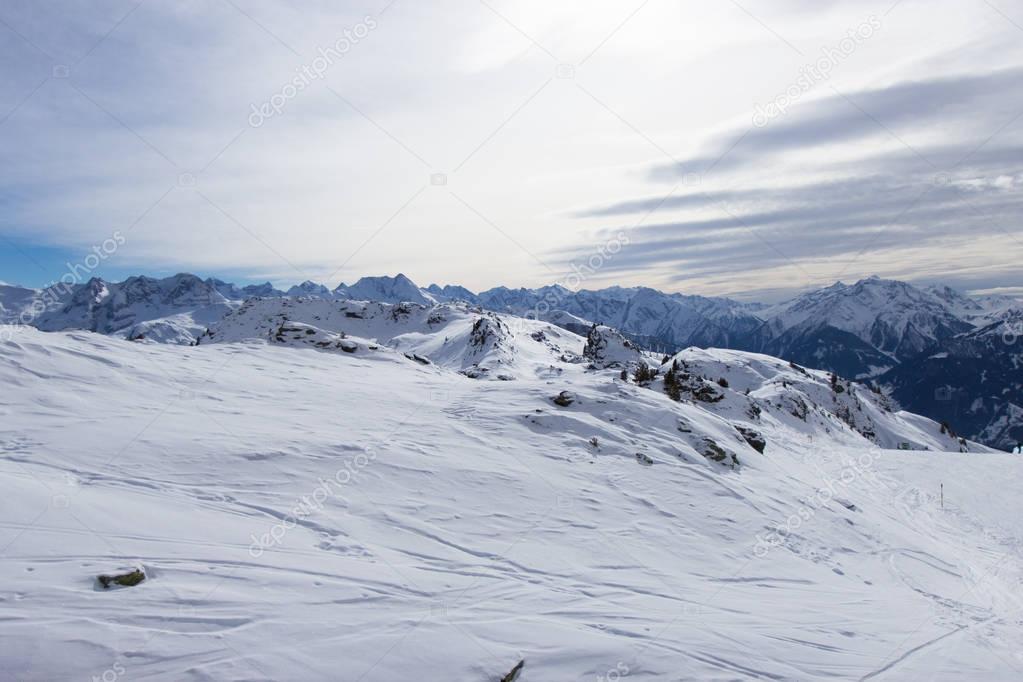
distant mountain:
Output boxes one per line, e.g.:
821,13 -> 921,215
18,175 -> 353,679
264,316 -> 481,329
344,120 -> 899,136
286,281 -> 334,299
924,284 -> 1020,323
0,282 -> 39,324
881,309 -> 1023,452
207,278 -> 285,299
336,274 -> 435,305
761,325 -> 896,379
424,283 -> 480,304
476,285 -> 765,353
0,274 -> 237,344
759,277 -> 973,372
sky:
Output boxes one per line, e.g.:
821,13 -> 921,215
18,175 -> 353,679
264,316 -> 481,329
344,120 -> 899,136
1,0 -> 1021,302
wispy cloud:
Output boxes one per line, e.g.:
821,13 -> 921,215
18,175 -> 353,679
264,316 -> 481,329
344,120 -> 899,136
0,0 -> 1021,297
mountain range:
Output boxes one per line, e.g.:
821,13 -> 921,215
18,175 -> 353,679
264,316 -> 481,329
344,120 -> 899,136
1,272 -> 1019,450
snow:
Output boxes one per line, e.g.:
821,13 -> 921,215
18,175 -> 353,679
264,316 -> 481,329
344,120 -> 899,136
2,317 -> 1021,680
337,274 -> 436,305
285,281 -> 334,299
762,277 -> 972,359
582,325 -> 648,369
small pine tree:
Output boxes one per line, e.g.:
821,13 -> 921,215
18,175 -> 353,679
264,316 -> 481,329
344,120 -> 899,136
663,362 -> 681,401
634,364 -> 656,384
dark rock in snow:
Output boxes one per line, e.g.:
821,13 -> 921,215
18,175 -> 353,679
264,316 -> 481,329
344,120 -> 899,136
701,438 -> 739,467
500,660 -> 525,682
735,425 -> 767,453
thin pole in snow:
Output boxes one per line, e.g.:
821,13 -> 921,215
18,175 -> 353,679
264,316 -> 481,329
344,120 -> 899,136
940,483 -> 944,510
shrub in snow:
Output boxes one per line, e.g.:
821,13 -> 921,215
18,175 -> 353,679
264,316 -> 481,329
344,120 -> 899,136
97,568 -> 145,589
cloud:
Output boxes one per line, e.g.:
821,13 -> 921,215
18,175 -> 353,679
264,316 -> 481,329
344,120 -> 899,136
563,58 -> 1023,298
0,0 -> 1021,298
645,68 -> 1023,181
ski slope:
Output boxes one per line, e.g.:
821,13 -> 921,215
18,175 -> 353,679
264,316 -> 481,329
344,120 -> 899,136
1,321 -> 1021,681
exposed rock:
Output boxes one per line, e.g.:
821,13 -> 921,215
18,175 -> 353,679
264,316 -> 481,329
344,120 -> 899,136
98,568 -> 145,589
701,438 -> 739,467
552,391 -> 575,407
735,425 -> 767,453
500,660 -> 525,682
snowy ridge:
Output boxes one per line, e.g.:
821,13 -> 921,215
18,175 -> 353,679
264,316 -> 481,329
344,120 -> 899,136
655,347 -> 977,453
202,302 -> 986,455
2,271 -> 1020,448
201,297 -> 584,381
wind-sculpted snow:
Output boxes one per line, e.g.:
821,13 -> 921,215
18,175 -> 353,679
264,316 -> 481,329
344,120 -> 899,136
0,322 -> 1019,680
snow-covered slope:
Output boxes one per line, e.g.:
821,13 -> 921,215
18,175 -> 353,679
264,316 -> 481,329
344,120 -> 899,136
1,322 -> 1020,680
655,347 -> 977,453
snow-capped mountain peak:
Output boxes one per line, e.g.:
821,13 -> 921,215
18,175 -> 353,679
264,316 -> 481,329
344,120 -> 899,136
286,280 -> 333,298
336,273 -> 435,305
765,276 -> 972,362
